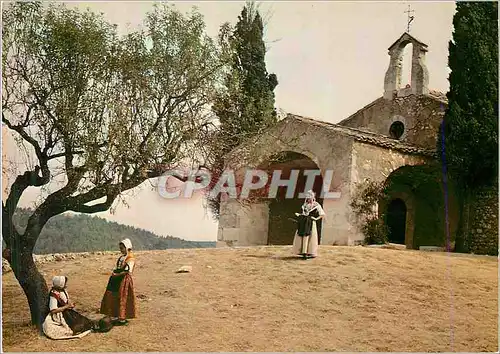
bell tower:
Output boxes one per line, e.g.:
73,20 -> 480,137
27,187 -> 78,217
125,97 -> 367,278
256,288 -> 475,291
383,6 -> 429,100
383,32 -> 430,100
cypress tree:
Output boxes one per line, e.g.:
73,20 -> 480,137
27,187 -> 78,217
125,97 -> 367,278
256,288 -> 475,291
208,2 -> 278,219
438,2 -> 498,252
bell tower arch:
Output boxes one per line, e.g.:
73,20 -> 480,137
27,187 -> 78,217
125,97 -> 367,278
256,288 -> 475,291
383,32 -> 430,100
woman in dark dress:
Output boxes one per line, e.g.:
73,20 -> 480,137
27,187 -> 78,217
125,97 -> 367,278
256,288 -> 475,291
100,238 -> 136,325
292,190 -> 325,259
42,276 -> 95,339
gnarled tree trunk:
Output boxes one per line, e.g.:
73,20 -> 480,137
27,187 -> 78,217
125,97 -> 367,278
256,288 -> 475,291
5,234 -> 49,332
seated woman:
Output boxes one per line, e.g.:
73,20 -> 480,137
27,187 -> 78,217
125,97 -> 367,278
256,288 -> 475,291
42,276 -> 94,340
100,238 -> 136,325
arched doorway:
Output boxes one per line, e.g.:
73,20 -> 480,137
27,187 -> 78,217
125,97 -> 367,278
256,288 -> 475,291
259,152 -> 324,245
386,198 -> 407,244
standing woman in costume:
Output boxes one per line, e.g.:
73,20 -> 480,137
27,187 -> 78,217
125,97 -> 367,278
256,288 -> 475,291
292,190 -> 325,259
42,276 -> 94,340
100,238 -> 137,325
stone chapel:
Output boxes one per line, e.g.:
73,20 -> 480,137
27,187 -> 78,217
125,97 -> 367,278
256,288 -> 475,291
216,32 -> 456,249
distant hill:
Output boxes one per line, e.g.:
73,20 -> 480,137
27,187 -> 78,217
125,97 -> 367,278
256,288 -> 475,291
7,208 -> 215,254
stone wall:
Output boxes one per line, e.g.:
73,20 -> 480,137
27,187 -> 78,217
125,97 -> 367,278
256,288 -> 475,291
337,94 -> 445,150
218,118 -> 356,247
469,184 -> 499,256
350,141 -> 430,247
217,200 -> 269,246
382,164 -> 460,250
2,251 -> 115,274
350,141 -> 429,185
218,118 -> 434,248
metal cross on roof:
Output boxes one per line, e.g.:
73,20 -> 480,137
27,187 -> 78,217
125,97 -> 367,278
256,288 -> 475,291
404,4 -> 415,33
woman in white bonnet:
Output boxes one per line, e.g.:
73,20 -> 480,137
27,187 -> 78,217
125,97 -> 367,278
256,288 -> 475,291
292,190 -> 325,259
42,276 -> 94,340
100,238 -> 137,325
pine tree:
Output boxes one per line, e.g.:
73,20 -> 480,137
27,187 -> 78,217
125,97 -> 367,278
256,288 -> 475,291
208,2 -> 278,219
438,2 -> 498,252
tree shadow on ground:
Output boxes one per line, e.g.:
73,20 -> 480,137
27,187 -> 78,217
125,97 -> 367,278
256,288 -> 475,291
243,255 -> 306,261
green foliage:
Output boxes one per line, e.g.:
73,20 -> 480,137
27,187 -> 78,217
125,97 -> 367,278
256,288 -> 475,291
350,180 -> 390,245
206,1 -> 279,219
438,2 -> 498,190
384,164 -> 458,249
350,166 -> 455,248
2,0 -> 225,242
228,2 -> 278,131
436,2 -> 498,253
1,1 -> 226,324
362,219 -> 389,245
385,164 -> 442,192
8,208 -> 215,254
350,180 -> 388,218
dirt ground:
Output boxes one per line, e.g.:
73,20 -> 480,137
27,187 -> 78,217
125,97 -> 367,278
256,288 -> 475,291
2,246 -> 498,352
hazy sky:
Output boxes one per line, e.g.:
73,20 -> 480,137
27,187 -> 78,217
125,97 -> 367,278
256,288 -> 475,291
3,1 -> 456,241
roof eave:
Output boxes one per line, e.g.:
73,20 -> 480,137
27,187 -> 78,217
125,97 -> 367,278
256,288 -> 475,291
388,32 -> 428,51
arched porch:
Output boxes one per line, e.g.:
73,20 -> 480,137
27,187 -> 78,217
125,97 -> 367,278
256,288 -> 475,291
258,151 -> 325,245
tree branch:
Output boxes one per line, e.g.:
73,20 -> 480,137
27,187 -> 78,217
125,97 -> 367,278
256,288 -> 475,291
67,195 -> 117,214
2,113 -> 45,162
4,167 -> 49,217
46,141 -> 107,161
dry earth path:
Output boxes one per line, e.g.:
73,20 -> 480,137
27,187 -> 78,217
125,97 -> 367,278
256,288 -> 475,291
2,246 -> 497,352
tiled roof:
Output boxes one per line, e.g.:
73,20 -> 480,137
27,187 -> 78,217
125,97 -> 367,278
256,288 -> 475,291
285,114 -> 437,157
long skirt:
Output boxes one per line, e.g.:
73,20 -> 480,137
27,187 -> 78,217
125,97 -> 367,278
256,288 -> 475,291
42,311 -> 92,340
63,309 -> 95,334
100,273 -> 136,319
292,220 -> 319,257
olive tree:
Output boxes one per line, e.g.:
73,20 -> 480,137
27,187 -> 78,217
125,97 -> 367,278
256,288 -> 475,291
2,1 -> 225,328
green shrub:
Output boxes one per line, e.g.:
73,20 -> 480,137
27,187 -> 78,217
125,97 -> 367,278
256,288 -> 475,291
362,218 -> 389,245
350,179 -> 390,245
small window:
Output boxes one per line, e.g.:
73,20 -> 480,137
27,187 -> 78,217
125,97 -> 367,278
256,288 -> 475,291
389,121 -> 405,140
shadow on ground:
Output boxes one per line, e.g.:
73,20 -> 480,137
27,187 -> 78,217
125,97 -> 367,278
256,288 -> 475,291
243,254 -> 308,261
